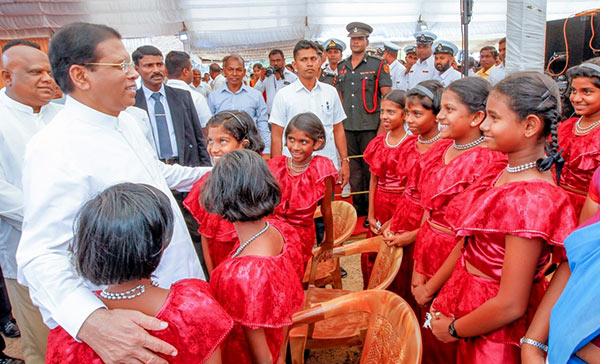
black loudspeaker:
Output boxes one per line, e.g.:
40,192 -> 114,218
545,12 -> 600,75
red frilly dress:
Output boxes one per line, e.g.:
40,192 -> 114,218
45,279 -> 234,363
267,155 -> 337,266
558,116 -> 600,215
361,134 -> 422,290
183,173 -> 238,268
432,172 -> 578,364
209,218 -> 305,364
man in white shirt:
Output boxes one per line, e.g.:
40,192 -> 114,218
17,22 -> 209,364
1,40 -> 61,364
191,68 -> 211,98
433,40 -> 462,87
165,51 -> 212,128
408,31 -> 439,89
209,63 -> 226,91
488,37 -> 506,85
270,40 -> 349,186
253,49 -> 298,114
382,41 -> 407,90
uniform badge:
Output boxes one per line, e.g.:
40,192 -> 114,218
354,27 -> 358,33
436,43 -> 444,52
383,64 -> 390,74
328,40 -> 336,48
419,34 -> 427,42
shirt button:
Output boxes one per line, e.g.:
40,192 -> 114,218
351,94 -> 354,97
351,82 -> 354,85
351,105 -> 355,108
352,71 -> 355,74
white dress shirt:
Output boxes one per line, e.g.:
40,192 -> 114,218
17,96 -> 208,338
166,79 -> 212,127
435,67 -> 462,87
210,74 -> 227,92
0,92 -> 61,280
488,64 -> 506,86
141,84 -> 179,157
269,79 -> 346,168
253,69 -> 298,114
191,82 -> 211,98
389,60 -> 408,90
408,54 -> 439,89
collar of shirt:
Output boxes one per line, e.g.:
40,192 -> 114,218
166,79 -> 192,91
222,83 -> 250,95
417,54 -> 434,66
476,64 -> 496,76
0,91 -> 51,116
141,83 -> 166,103
63,95 -> 119,129
290,78 -> 322,94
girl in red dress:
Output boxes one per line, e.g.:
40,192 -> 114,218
429,72 -> 578,364
184,111 -> 265,274
379,80 -> 444,302
46,183 -> 233,364
268,112 -> 338,271
558,57 -> 600,216
203,150 -> 304,364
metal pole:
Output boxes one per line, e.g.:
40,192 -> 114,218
461,0 -> 473,77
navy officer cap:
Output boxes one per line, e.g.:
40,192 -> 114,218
346,22 -> 373,38
325,38 -> 346,52
404,45 -> 416,54
433,40 -> 459,56
383,41 -> 401,53
414,30 -> 437,45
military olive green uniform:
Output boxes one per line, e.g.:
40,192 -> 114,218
336,54 -> 392,215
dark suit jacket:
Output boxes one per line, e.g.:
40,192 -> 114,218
135,85 -> 211,167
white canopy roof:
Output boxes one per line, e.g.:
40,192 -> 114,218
0,0 -> 596,60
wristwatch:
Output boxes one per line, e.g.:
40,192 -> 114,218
448,319 -> 466,340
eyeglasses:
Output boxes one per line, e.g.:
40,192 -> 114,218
84,60 -> 135,73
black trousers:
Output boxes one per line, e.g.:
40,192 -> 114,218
345,129 -> 377,216
0,266 -> 11,352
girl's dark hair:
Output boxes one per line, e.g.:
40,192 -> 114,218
493,71 -> 564,178
445,77 -> 491,114
284,112 -> 326,151
201,150 -> 280,222
381,90 -> 407,109
406,79 -> 444,114
72,183 -> 174,286
566,57 -> 600,88
206,111 -> 265,153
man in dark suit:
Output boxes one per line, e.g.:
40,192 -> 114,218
132,45 -> 210,269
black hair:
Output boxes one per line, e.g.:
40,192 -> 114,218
72,183 -> 174,286
498,37 -> 506,45
253,63 -> 264,70
480,46 -> 499,58
381,90 -> 406,109
446,77 -> 491,114
49,22 -> 121,94
201,150 -> 280,222
406,79 -> 444,114
132,45 -> 162,66
209,63 -> 221,73
493,71 -> 564,177
284,112 -> 326,151
293,40 -> 319,59
206,111 -> 265,153
2,40 -> 41,52
222,54 -> 245,68
269,49 -> 284,59
566,57 -> 600,88
165,50 -> 190,78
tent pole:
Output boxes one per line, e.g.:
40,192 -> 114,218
461,0 -> 473,76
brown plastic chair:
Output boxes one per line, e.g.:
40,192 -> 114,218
291,290 -> 422,364
289,236 -> 404,363
302,200 -> 357,289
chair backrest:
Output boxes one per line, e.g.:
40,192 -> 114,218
360,291 -> 422,364
330,201 -> 357,245
367,238 -> 403,290
292,290 -> 422,364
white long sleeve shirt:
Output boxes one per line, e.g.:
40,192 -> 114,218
17,96 -> 208,339
166,79 -> 213,127
0,92 -> 62,279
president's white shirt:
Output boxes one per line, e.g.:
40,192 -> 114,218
269,79 -> 346,168
166,79 -> 212,127
0,92 -> 61,280
408,54 -> 439,89
17,97 -> 208,338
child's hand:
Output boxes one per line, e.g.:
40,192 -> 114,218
413,283 -> 434,306
383,231 -> 414,247
411,271 -> 427,295
430,312 -> 458,343
315,242 -> 333,262
368,216 -> 380,235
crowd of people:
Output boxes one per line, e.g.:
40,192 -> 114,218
0,17 -> 598,364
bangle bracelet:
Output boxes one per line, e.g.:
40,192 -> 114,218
520,337 -> 548,353
341,157 -> 349,163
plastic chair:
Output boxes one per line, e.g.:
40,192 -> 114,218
302,200 -> 357,289
289,236 -> 404,363
291,290 -> 422,364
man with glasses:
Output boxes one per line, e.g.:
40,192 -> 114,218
17,22 -> 211,364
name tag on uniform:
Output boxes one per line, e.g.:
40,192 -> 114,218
423,70 -> 429,73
